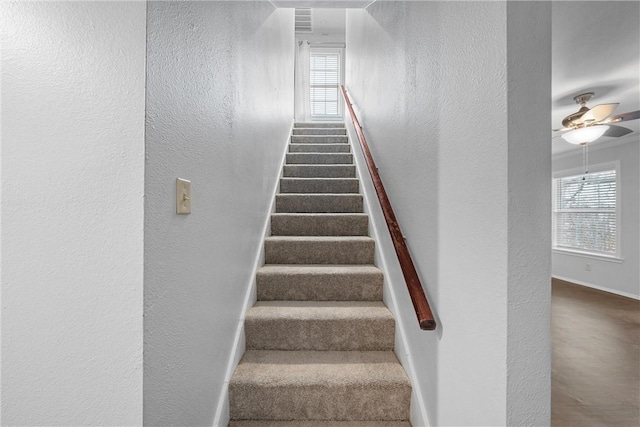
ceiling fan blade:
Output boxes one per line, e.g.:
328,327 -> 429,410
553,127 -> 573,132
603,125 -> 634,138
562,108 -> 589,127
580,103 -> 619,123
604,110 -> 640,124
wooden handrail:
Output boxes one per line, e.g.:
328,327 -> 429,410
340,85 -> 436,331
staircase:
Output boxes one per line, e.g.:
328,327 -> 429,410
228,122 -> 412,427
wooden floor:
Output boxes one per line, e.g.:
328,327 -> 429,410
552,278 -> 640,427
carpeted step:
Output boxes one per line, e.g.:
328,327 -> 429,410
286,153 -> 353,165
276,194 -> 362,213
293,128 -> 347,136
282,165 -> 356,178
264,236 -> 374,264
229,350 -> 411,420
245,301 -> 395,351
294,122 -> 345,128
289,143 -> 350,153
270,213 -> 368,236
256,265 -> 383,301
279,178 -> 359,194
229,421 -> 411,427
292,135 -> 349,144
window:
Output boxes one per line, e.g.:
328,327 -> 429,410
310,51 -> 341,117
552,167 -> 618,257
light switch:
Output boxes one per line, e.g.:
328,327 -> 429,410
176,178 -> 191,214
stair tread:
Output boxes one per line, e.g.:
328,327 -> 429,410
231,350 -> 410,387
280,177 -> 358,181
271,212 -> 367,216
295,123 -> 345,127
247,301 -> 392,321
288,152 -> 350,155
258,264 -> 381,274
229,422 -> 410,427
265,236 -> 373,242
276,193 -> 362,196
292,136 -> 349,143
289,143 -> 350,145
294,127 -> 346,129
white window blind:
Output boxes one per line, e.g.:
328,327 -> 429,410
310,53 -> 340,117
552,170 -> 617,255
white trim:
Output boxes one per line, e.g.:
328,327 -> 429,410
212,122 -> 293,427
552,248 -> 623,263
345,114 -> 431,427
553,275 -> 640,300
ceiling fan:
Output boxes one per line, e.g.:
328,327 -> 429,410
554,92 -> 640,176
554,92 -> 640,139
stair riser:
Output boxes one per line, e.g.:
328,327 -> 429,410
286,153 -> 353,165
270,214 -> 368,236
257,272 -> 382,301
282,165 -> 356,178
229,384 -> 410,421
279,179 -> 359,194
245,317 -> 394,351
289,143 -> 350,153
276,195 -> 363,213
294,122 -> 345,128
264,239 -> 374,264
293,128 -> 347,136
292,136 -> 349,144
229,422 -> 412,427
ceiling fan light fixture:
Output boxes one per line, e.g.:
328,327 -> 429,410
561,125 -> 609,145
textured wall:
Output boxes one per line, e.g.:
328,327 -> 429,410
552,141 -> 640,298
1,2 -> 146,425
144,2 -> 294,425
505,2 -> 552,425
345,1 -> 551,425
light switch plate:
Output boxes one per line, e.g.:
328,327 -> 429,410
176,178 -> 191,214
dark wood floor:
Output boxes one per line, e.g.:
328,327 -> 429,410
552,278 -> 640,427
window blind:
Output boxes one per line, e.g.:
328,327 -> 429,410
310,53 -> 340,116
553,170 -> 617,255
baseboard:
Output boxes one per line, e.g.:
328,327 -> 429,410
212,122 -> 293,427
345,119 -> 430,427
552,275 -> 640,300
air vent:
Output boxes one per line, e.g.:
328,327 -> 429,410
295,8 -> 312,33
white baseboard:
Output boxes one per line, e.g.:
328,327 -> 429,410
212,122 -> 293,427
552,275 -> 640,300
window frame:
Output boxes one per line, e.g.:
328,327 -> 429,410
552,161 -> 622,260
309,48 -> 343,119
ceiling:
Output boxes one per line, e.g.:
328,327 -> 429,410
271,0 -> 373,8
552,1 -> 640,155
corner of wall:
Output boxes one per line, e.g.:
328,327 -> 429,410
212,122 -> 293,427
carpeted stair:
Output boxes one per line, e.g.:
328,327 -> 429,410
228,122 -> 412,426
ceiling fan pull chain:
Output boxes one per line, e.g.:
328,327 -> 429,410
582,142 -> 589,178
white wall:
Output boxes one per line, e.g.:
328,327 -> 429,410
552,140 -> 640,298
1,2 -> 146,425
144,2 -> 294,425
345,2 -> 551,426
